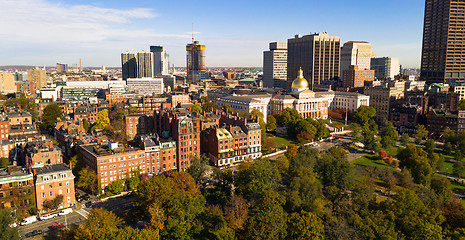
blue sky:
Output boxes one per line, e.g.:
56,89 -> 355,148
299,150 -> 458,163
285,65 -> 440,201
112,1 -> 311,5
0,0 -> 424,68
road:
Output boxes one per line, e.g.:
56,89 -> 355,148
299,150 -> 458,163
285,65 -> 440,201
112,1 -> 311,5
19,208 -> 90,239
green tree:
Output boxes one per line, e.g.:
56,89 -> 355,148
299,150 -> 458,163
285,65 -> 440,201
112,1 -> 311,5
286,167 -> 324,214
443,142 -> 453,154
266,115 -> 277,132
0,158 -> 10,168
43,194 -> 64,210
415,124 -> 429,144
82,118 -> 90,132
350,123 -> 363,142
430,176 -> 452,203
453,161 -> 465,178
244,190 -> 286,240
93,109 -> 111,130
5,97 -> 38,121
286,211 -> 324,240
126,175 -> 140,191
400,133 -> 410,146
191,104 -> 202,113
352,105 -> 376,126
40,103 -> 63,132
275,155 -> 289,176
207,169 -> 234,205
397,145 -> 433,185
235,159 -> 281,202
0,208 -> 19,240
316,147 -> 354,190
223,104 -> 233,113
187,155 -> 209,187
288,146 -> 318,177
425,139 -> 436,154
76,167 -> 99,195
107,180 -> 124,195
379,119 -> 399,148
198,205 -> 236,240
276,108 -> 301,126
460,99 -> 465,110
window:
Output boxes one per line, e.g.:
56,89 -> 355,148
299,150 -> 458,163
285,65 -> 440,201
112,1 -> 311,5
59,182 -> 62,187
49,184 -> 53,189
49,191 -> 53,197
67,188 -> 70,193
41,185 -> 44,190
59,189 -> 62,195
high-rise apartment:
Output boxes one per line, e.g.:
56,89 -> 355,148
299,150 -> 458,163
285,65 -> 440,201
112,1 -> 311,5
287,33 -> 341,89
340,41 -> 375,81
370,57 -> 400,80
137,50 -> 154,78
0,72 -> 16,93
263,42 -> 287,88
27,67 -> 46,90
121,51 -> 137,80
186,41 -> 206,83
150,46 -> 170,77
421,0 -> 465,85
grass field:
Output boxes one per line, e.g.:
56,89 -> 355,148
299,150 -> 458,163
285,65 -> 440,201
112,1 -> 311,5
271,136 -> 295,149
385,146 -> 399,157
441,161 -> 455,175
450,179 -> 465,194
352,154 -> 393,169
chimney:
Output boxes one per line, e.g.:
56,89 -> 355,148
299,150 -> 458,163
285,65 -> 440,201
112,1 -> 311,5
18,104 -> 21,112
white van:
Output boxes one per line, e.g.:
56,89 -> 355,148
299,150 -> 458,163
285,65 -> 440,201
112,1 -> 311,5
20,216 -> 37,226
39,213 -> 57,221
58,208 -> 72,216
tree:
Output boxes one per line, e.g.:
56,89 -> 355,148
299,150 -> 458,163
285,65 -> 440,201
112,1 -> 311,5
223,104 -> 233,113
316,147 -> 354,190
126,175 -> 140,191
399,168 -> 415,189
76,167 -> 99,195
187,155 -> 209,187
266,115 -> 277,132
443,142 -> 453,154
198,205 -> 235,240
276,108 -> 300,126
453,161 -> 465,178
75,208 -> 123,240
296,131 -> 314,143
244,190 -> 286,240
350,123 -> 363,142
378,150 -> 388,159
379,119 -> 398,148
93,109 -> 111,130
0,208 -> 19,240
286,167 -> 323,214
430,176 -> 452,203
460,99 -> 465,110
384,172 -> 397,196
286,211 -> 324,240
82,118 -> 90,132
43,194 -> 64,211
285,144 -> 298,160
0,158 -> 10,168
275,156 -> 289,176
352,105 -> 376,126
397,145 -> 433,185
191,104 -> 202,113
400,134 -> 410,146
225,195 -> 249,233
425,139 -> 436,154
40,103 -> 63,132
415,124 -> 428,144
235,159 -> 281,202
5,97 -> 38,121
107,180 -> 124,195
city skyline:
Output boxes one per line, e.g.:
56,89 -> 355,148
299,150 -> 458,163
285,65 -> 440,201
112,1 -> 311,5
1,0 -> 423,68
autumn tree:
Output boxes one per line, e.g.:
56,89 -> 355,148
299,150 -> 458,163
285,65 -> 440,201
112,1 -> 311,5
75,208 -> 124,240
191,104 -> 202,113
92,109 -> 111,130
286,211 -> 324,240
43,194 -> 64,211
198,205 -> 235,239
285,144 -> 298,160
224,195 -> 249,233
378,150 -> 388,159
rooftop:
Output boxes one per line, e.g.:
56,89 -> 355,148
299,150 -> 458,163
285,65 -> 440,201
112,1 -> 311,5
35,163 -> 72,175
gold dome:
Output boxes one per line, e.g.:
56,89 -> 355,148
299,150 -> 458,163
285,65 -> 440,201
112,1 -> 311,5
291,68 -> 309,89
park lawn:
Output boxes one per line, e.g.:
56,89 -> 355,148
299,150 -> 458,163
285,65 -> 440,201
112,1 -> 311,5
271,136 -> 295,149
441,161 -> 455,175
385,146 -> 399,157
352,154 -> 392,169
450,179 -> 465,194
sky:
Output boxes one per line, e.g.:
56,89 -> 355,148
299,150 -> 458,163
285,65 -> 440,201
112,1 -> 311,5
0,0 -> 424,68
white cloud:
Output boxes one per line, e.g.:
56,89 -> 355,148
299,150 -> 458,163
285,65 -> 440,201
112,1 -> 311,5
0,0 -> 191,65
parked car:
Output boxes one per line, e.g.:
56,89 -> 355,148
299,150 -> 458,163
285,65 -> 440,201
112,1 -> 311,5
58,208 -> 73,216
20,216 -> 37,226
39,213 -> 57,221
83,194 -> 91,201
85,202 -> 93,208
25,230 -> 42,237
51,223 -> 65,229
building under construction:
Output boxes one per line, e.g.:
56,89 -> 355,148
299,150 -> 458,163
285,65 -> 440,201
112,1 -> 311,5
186,41 -> 207,83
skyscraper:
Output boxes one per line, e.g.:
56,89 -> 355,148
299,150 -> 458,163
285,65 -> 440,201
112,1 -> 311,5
421,0 -> 465,85
287,33 -> 340,90
27,67 -> 46,90
186,41 -> 206,83
137,50 -> 154,78
340,41 -> 375,81
150,46 -> 170,77
263,42 -> 287,88
370,57 -> 400,80
121,51 -> 137,80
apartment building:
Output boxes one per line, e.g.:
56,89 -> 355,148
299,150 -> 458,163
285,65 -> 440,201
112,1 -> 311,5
34,164 -> 75,212
0,166 -> 35,217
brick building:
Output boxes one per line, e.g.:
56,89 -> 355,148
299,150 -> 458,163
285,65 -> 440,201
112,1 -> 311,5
140,136 -> 177,175
23,139 -> 63,169
78,142 -> 147,191
0,166 -> 35,217
124,114 -> 152,141
168,94 -> 190,108
342,65 -> 374,89
34,164 -> 76,213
